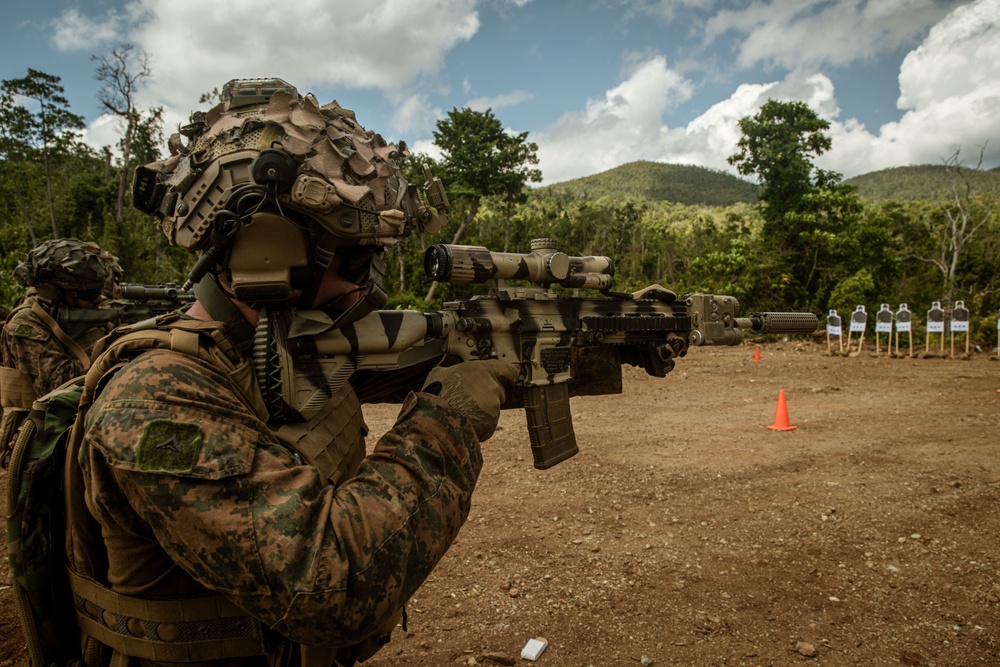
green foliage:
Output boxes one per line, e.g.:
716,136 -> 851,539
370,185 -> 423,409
728,99 -> 833,226
434,107 -> 541,207
2,67 -> 998,345
538,161 -> 759,206
846,165 -> 1000,201
1,70 -> 87,241
725,99 -> 890,312
0,63 -> 192,309
828,269 -> 876,315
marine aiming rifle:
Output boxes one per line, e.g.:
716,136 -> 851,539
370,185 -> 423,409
253,239 -> 818,470
55,283 -> 195,328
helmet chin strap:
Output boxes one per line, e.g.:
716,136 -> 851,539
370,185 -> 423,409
322,278 -> 388,330
322,249 -> 388,330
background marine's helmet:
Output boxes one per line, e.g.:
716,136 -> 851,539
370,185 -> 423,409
13,238 -> 115,297
133,77 -> 448,308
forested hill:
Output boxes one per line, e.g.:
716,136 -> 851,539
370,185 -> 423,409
535,160 -> 1000,205
535,161 -> 760,206
844,164 -> 1000,201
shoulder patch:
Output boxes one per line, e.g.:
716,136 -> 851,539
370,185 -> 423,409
12,323 -> 36,337
136,420 -> 203,473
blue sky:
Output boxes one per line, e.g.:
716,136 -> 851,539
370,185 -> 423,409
2,0 -> 998,185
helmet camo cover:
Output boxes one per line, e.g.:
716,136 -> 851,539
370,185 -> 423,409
140,79 -> 438,252
13,238 -> 114,292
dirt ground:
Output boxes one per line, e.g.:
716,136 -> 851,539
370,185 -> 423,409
2,338 -> 999,666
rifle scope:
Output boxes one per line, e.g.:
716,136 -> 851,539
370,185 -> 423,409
424,239 -> 615,290
119,283 -> 194,301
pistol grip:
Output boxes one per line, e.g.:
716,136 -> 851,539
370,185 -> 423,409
523,383 -> 579,469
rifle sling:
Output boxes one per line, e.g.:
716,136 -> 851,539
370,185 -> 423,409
192,278 -> 257,354
30,300 -> 91,372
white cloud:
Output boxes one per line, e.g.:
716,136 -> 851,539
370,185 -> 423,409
534,55 -> 697,183
661,73 -> 844,174
897,0 -> 999,110
466,90 -> 532,112
78,114 -> 123,152
828,0 -> 1000,171
64,0 -> 998,181
74,0 -> 478,118
634,0 -> 721,23
66,0 -> 481,151
409,137 -> 444,164
704,0 -> 959,70
391,94 -> 442,136
534,0 -> 999,185
50,8 -> 126,52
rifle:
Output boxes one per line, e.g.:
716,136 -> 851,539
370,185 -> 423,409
254,239 -> 818,469
55,283 -> 195,328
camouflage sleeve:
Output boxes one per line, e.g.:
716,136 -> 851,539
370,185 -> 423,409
83,348 -> 481,646
1,307 -> 85,397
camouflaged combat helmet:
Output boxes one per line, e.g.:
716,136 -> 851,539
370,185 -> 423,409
13,238 -> 113,295
133,77 -> 448,307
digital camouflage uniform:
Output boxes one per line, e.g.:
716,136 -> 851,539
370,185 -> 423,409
1,239 -> 118,457
76,333 -> 481,665
62,80 -> 499,667
1,294 -> 110,397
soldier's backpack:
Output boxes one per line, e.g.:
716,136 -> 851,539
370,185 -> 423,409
5,378 -> 86,667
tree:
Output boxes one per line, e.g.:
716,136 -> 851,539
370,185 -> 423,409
1,69 -> 86,237
918,145 -> 996,305
424,107 -> 541,302
728,99 -> 870,310
92,43 -> 163,223
728,99 -> 833,228
91,43 -> 178,281
0,84 -> 40,245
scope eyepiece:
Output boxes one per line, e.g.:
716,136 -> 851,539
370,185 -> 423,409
424,245 -> 453,282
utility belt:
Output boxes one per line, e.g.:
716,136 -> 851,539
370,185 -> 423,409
70,569 -> 265,662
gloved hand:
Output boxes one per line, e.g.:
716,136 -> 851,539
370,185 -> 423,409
421,360 -> 520,441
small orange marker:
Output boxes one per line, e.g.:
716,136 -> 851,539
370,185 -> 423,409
753,346 -> 761,362
767,389 -> 797,431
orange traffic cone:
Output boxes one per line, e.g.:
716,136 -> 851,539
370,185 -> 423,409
753,346 -> 761,362
766,389 -> 797,431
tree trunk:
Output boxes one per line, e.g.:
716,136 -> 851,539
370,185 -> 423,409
424,197 -> 480,303
41,142 -> 58,237
398,248 -> 406,292
11,176 -> 38,246
115,121 -> 133,222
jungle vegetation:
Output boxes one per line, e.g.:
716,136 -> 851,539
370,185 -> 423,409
1,60 -> 998,343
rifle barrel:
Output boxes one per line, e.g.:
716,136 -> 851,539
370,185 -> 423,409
737,312 -> 819,335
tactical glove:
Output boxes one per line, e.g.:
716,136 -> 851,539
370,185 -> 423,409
421,360 -> 520,441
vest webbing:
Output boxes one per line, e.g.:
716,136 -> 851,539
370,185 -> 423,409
65,316 -> 270,662
65,315 -> 369,666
